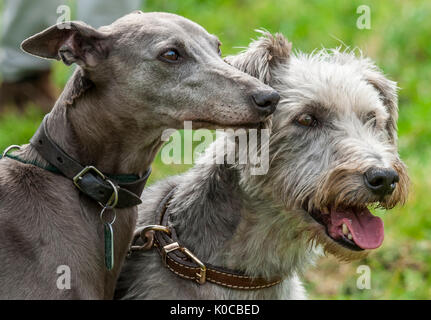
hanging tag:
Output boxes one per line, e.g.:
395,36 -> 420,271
104,223 -> 114,270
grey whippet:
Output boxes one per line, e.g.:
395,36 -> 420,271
0,12 -> 279,299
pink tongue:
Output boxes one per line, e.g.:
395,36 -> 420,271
327,207 -> 384,249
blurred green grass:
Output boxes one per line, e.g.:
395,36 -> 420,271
1,0 -> 430,299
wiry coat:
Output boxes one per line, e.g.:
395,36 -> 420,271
116,32 -> 409,300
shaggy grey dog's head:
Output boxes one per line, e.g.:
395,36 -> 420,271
226,32 -> 409,261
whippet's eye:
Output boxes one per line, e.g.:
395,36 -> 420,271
160,49 -> 180,62
296,114 -> 318,127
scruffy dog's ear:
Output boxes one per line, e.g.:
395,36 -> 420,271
21,22 -> 112,69
225,30 -> 292,85
361,60 -> 399,144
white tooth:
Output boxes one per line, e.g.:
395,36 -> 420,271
348,233 -> 353,240
342,224 -> 349,235
322,207 -> 329,214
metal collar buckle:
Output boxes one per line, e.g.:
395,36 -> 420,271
162,242 -> 207,285
73,166 -> 119,208
130,225 -> 171,252
73,166 -> 105,190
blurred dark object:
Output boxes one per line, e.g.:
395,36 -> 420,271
0,70 -> 58,113
0,0 -> 143,113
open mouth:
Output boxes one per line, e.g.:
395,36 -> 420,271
308,205 -> 384,251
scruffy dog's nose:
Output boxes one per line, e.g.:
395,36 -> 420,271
251,90 -> 280,116
364,168 -> 399,197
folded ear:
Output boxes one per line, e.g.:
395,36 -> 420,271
21,22 -> 112,69
225,30 -> 292,85
361,60 -> 399,144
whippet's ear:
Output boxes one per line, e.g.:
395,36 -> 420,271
21,22 -> 112,69
225,30 -> 292,85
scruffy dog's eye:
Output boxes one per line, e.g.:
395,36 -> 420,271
217,42 -> 222,56
160,49 -> 180,62
296,114 -> 318,127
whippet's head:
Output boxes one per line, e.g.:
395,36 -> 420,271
21,12 -> 279,131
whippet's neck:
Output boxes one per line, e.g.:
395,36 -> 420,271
44,70 -> 164,176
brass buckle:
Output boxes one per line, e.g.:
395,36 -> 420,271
162,243 -> 207,285
73,166 -> 119,208
182,247 -> 207,285
73,166 -> 106,191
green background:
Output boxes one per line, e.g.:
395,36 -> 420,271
0,0 -> 430,299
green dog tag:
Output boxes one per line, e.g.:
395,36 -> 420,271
104,223 -> 114,270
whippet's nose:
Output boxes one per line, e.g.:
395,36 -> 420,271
364,167 -> 399,197
251,90 -> 280,117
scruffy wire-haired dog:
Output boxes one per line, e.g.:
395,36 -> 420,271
116,32 -> 409,299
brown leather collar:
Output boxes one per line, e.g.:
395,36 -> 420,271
30,114 -> 151,209
131,189 -> 282,290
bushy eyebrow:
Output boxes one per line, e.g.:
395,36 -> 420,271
286,102 -> 326,121
303,101 -> 331,114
